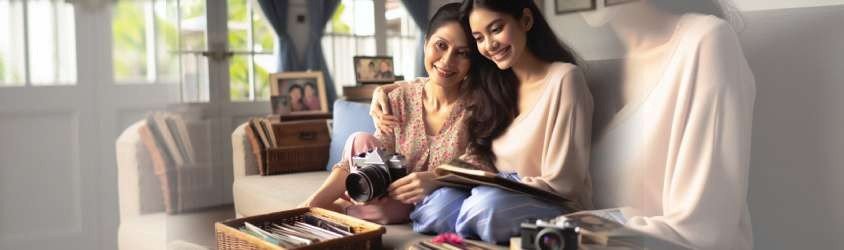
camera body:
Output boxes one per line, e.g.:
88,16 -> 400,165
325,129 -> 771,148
345,148 -> 408,202
520,217 -> 579,250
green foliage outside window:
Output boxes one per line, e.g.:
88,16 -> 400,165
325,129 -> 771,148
111,0 -> 274,100
229,0 -> 275,101
156,4 -> 180,82
179,1 -> 206,51
228,0 -> 249,100
0,53 -> 6,81
253,9 -> 275,100
330,3 -> 351,34
112,2 -> 147,81
0,52 -> 23,84
112,1 -> 180,82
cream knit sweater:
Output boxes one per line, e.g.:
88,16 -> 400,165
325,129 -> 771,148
591,14 -> 756,249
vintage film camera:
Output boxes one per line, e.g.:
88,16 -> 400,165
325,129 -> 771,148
520,217 -> 579,250
345,148 -> 408,202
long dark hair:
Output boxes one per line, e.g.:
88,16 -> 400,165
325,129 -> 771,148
460,0 -> 580,166
425,3 -> 481,92
426,3 -> 473,42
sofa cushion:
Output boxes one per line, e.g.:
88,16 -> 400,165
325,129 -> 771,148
327,100 -> 376,170
232,171 -> 330,216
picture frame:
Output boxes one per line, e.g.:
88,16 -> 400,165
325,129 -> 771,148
555,0 -> 595,14
605,0 -> 636,6
269,71 -> 329,115
353,56 -> 396,84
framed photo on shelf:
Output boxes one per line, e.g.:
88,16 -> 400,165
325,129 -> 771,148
269,71 -> 329,115
554,0 -> 595,14
353,56 -> 396,84
605,0 -> 636,6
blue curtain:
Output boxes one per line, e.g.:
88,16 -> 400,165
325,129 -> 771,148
305,0 -> 341,108
401,0 -> 430,77
256,0 -> 300,72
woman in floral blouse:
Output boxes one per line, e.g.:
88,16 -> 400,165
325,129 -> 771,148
300,3 -> 490,224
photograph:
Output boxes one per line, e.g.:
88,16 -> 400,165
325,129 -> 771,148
605,0 -> 636,6
270,95 -> 290,115
270,71 -> 329,115
555,0 -> 596,14
354,56 -> 396,84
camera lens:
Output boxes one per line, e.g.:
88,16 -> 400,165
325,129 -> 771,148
536,228 -> 567,250
346,172 -> 372,202
345,165 -> 390,202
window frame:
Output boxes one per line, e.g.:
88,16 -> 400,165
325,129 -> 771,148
322,0 -> 420,90
109,0 -> 276,103
227,0 -> 277,102
0,0 -> 78,87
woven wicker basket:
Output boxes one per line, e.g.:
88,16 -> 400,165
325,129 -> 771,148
257,119 -> 331,176
215,207 -> 385,250
263,144 -> 330,175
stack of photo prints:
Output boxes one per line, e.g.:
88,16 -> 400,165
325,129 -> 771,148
238,214 -> 354,248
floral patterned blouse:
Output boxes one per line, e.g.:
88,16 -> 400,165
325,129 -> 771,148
374,78 -> 469,173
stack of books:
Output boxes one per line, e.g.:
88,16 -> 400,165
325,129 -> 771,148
238,214 -> 354,248
245,117 -> 277,175
144,112 -> 196,167
139,112 -> 215,213
245,116 -> 332,176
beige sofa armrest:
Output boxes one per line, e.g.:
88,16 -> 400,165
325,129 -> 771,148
232,122 -> 259,179
116,121 -> 165,219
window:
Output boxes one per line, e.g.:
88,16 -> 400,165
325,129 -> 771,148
228,0 -> 276,101
384,0 -> 421,82
0,0 -> 76,87
322,0 -> 420,90
112,0 -> 276,102
112,0 -> 210,102
112,0 -> 180,84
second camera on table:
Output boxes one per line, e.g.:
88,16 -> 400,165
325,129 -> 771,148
521,217 -> 579,250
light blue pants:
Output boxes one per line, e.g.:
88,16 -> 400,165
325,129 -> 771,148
410,173 -> 569,244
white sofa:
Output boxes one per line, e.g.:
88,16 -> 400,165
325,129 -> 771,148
116,121 -> 232,250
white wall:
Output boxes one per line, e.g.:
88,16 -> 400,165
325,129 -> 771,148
543,0 -> 844,60
541,3 -> 625,61
739,6 -> 844,248
735,0 -> 844,11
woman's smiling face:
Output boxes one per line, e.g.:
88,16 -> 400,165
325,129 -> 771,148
469,7 -> 531,70
424,22 -> 472,88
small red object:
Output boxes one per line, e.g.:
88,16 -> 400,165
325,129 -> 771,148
432,232 -> 465,246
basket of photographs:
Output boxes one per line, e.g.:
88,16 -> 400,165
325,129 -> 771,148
215,207 -> 386,250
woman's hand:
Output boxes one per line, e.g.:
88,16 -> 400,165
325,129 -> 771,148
388,171 -> 441,204
370,86 -> 400,135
